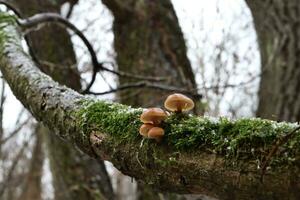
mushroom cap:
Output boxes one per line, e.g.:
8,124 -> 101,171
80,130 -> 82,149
139,123 -> 154,137
148,127 -> 164,140
140,108 -> 167,124
164,93 -> 194,112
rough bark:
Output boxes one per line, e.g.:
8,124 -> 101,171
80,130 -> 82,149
246,0 -> 300,122
101,0 -> 201,199
0,20 -> 300,199
9,1 -> 113,199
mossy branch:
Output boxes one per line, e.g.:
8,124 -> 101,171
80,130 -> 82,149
0,14 -> 299,200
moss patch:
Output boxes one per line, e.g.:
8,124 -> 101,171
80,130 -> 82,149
164,114 -> 300,167
77,99 -> 143,141
0,13 -> 17,47
77,100 -> 300,168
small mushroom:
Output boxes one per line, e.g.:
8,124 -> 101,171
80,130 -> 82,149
139,123 -> 154,137
148,127 -> 164,142
164,93 -> 194,112
140,108 -> 167,124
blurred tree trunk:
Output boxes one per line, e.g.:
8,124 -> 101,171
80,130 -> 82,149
11,0 -> 114,199
101,1 -> 200,199
101,0 -> 200,108
246,1 -> 300,122
247,1 -> 300,199
18,125 -> 44,200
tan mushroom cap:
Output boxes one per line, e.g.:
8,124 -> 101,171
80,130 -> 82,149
148,127 -> 164,142
139,123 -> 154,137
164,93 -> 194,112
140,108 -> 167,124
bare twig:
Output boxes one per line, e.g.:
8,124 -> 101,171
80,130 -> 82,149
86,81 -> 202,99
0,1 -> 22,18
65,1 -> 77,19
0,79 -> 6,143
17,13 -> 167,92
0,1 -> 40,64
0,117 -> 31,145
0,140 -> 30,197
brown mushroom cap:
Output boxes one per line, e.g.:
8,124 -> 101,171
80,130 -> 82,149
140,108 -> 167,124
148,127 -> 164,142
139,124 -> 154,137
164,93 -> 194,112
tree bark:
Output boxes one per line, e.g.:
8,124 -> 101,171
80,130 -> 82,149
101,0 -> 201,199
0,19 -> 299,199
9,1 -> 113,199
101,0 -> 200,109
246,0 -> 300,122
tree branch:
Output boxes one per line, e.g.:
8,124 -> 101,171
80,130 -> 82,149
0,15 -> 300,199
16,12 -> 167,92
86,81 -> 202,99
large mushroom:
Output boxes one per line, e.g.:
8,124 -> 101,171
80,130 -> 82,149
147,127 -> 165,142
140,108 -> 167,125
164,93 -> 194,112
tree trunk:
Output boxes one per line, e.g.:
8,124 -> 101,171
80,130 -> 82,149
10,1 -> 113,199
101,0 -> 201,199
101,0 -> 200,108
17,125 -> 44,200
246,0 -> 300,122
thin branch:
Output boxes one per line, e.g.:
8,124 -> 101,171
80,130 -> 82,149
0,1 -> 22,18
66,2 -> 76,19
19,12 -> 100,70
0,117 -> 31,145
16,12 -> 167,92
0,139 -> 30,197
0,1 -> 40,64
86,74 -> 259,98
86,81 -> 202,99
0,79 -> 6,143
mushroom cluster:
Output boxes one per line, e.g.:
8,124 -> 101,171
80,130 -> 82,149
139,93 -> 194,142
140,108 -> 167,142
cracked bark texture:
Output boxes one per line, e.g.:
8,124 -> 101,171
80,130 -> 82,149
9,1 -> 113,199
0,19 -> 299,200
100,0 -> 202,199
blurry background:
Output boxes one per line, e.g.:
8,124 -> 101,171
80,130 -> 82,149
0,0 -> 265,199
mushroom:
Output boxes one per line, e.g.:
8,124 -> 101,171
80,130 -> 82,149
139,123 -> 154,137
140,108 -> 167,124
148,127 -> 164,142
164,93 -> 194,112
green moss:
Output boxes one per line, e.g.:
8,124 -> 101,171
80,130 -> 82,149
0,13 -> 17,50
77,100 -> 300,168
77,99 -> 143,141
165,114 -> 300,166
